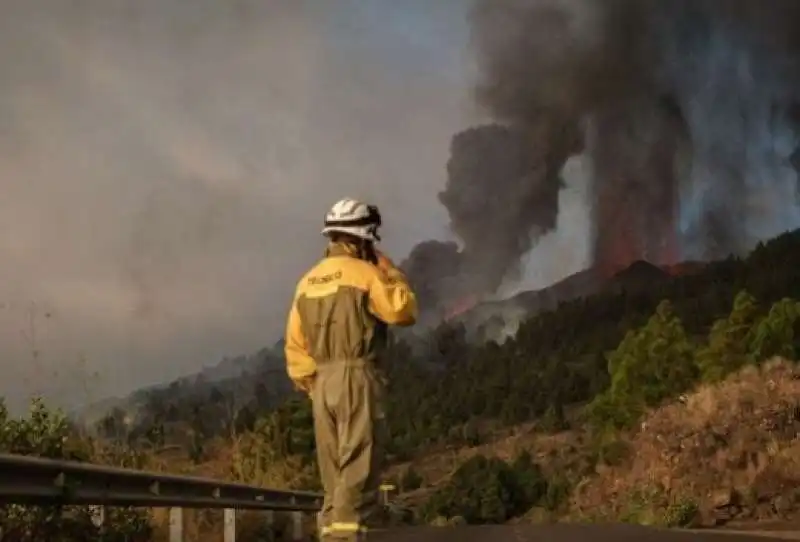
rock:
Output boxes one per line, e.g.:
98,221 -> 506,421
711,488 -> 740,508
703,488 -> 745,527
771,494 -> 793,516
699,512 -> 726,528
525,506 -> 553,524
755,501 -> 777,520
712,508 -> 735,526
385,504 -> 414,526
736,505 -> 756,520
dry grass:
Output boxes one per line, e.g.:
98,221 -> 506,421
569,358 -> 800,525
88,359 -> 800,538
383,359 -> 800,527
90,433 -> 316,542
386,421 -> 593,512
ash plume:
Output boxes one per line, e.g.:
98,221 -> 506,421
402,121 -> 580,314
0,0 -> 470,410
475,0 -> 800,263
400,240 -> 461,315
406,0 -> 800,316
441,124 -> 578,285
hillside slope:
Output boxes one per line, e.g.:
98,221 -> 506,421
452,259 -> 704,341
84,254 -> 693,425
570,358 -> 800,527
33,229 -> 800,539
388,360 -> 799,529
79,342 -> 290,438
85,228 -> 800,455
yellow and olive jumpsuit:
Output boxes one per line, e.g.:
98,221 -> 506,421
285,242 -> 417,541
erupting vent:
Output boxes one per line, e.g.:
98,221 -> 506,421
444,294 -> 479,321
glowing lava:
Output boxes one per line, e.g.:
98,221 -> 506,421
587,97 -> 687,277
444,294 -> 480,321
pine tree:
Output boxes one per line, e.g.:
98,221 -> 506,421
748,297 -> 800,362
696,290 -> 759,382
587,300 -> 696,429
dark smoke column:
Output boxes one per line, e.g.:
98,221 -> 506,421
402,123 -> 574,318
406,0 -> 800,323
469,0 -> 642,275
400,240 -> 462,318
469,0 -> 691,274
589,97 -> 690,274
440,124 -> 568,290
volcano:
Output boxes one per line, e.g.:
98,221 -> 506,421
446,259 -> 706,341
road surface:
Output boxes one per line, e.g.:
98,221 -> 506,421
369,524 -> 798,542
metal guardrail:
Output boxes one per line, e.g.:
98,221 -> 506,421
0,453 -> 323,541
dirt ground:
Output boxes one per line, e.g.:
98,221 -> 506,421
570,359 -> 800,526
389,359 -> 800,529
370,524 -> 800,542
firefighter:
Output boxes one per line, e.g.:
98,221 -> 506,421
284,198 -> 418,541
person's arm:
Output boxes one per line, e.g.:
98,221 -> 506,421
367,252 -> 418,326
284,299 -> 316,392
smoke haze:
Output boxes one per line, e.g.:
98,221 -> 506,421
473,0 -> 800,267
0,0 -> 492,411
9,0 -> 800,409
404,0 -> 800,314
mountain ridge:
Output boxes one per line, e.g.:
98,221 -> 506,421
79,257 -> 708,424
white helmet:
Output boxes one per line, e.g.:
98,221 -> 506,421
321,198 -> 382,242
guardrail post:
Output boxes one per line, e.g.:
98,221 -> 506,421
291,511 -> 303,541
223,508 -> 236,542
0,453 -> 325,542
379,482 -> 396,506
169,507 -> 183,542
89,504 -> 105,530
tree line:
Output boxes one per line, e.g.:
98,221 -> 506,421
102,229 -> 800,465
3,228 -> 800,537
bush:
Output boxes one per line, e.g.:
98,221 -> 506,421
400,466 -> 423,492
585,300 -> 698,430
0,397 -> 152,542
748,297 -> 800,362
618,487 -> 699,528
697,290 -> 760,382
589,432 -> 631,468
540,473 -> 571,513
422,452 -> 548,524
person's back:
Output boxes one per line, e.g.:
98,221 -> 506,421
284,198 -> 417,541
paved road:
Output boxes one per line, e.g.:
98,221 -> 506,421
370,524 -> 796,542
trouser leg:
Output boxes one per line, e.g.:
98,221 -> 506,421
311,375 -> 337,540
327,364 -> 386,541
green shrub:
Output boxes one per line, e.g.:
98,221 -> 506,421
400,466 -> 423,492
748,297 -> 800,362
585,300 -> 698,430
584,434 -> 629,471
618,487 -> 699,527
422,452 -> 548,524
540,473 -> 571,512
0,397 -> 152,541
697,290 -> 760,382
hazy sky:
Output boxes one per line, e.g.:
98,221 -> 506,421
0,0 -> 591,412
